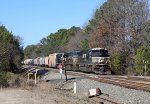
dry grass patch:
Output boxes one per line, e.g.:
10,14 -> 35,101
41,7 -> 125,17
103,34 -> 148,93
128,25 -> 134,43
37,81 -> 54,91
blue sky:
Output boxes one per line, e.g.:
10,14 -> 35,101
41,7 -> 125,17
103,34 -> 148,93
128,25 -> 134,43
0,0 -> 106,48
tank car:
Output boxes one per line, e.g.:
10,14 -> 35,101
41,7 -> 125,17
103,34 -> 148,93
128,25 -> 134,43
24,59 -> 34,65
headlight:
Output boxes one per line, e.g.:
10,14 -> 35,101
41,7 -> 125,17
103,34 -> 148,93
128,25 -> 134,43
100,59 -> 104,62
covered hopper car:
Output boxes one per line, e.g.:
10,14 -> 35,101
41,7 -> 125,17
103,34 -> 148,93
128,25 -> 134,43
39,57 -> 45,66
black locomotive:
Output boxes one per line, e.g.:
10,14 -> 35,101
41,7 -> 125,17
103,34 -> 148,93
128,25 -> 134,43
62,48 -> 112,74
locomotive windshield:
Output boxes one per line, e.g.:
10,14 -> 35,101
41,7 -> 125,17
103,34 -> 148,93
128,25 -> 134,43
56,54 -> 63,63
72,51 -> 82,58
90,49 -> 109,57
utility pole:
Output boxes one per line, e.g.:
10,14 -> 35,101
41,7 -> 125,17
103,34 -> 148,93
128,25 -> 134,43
143,60 -> 147,76
63,56 -> 68,81
144,61 -> 147,76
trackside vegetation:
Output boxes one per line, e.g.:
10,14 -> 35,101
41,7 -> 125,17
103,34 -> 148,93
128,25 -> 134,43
23,0 -> 149,75
0,25 -> 23,87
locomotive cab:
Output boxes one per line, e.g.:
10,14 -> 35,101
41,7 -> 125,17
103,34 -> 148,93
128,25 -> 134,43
87,48 -> 111,74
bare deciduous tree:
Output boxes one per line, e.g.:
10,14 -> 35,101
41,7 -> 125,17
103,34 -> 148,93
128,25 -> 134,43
67,29 -> 86,52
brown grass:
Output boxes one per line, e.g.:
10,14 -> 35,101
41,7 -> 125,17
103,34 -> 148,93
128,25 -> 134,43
19,75 -> 36,90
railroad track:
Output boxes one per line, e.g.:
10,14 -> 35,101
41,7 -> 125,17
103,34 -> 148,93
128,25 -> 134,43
21,65 -> 119,104
66,71 -> 150,92
95,96 -> 119,104
22,65 -> 150,92
24,65 -> 150,92
22,65 -> 150,104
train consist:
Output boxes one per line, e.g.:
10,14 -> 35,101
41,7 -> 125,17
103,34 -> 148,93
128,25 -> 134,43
24,53 -> 63,68
23,48 -> 112,74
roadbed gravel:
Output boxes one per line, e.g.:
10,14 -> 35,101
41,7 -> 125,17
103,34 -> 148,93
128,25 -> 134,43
1,68 -> 149,104
41,70 -> 150,104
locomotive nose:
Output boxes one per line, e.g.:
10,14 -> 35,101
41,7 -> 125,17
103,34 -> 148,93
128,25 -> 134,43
98,57 -> 105,63
99,59 -> 104,62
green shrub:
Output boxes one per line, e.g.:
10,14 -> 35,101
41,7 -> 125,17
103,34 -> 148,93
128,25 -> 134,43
0,72 -> 9,87
6,72 -> 20,88
134,46 -> 150,75
110,53 -> 126,74
0,72 -> 20,88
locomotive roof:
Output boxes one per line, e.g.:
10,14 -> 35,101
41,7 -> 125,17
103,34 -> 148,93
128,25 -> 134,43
90,48 -> 107,51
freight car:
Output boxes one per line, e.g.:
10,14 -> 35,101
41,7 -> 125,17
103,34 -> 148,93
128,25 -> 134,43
24,59 -> 34,65
48,53 -> 64,68
39,57 -> 45,67
44,56 -> 49,67
34,57 -> 40,66
63,48 -> 111,74
24,48 -> 111,74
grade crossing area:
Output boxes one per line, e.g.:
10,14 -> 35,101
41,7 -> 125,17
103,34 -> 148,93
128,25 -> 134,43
21,65 -> 49,75
21,65 -> 49,84
22,65 -> 79,83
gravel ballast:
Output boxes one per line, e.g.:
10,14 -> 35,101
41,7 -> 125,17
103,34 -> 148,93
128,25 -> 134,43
41,70 -> 150,104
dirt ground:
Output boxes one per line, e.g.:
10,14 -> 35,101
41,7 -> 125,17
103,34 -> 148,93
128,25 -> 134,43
0,82 -> 100,104
0,68 -> 113,104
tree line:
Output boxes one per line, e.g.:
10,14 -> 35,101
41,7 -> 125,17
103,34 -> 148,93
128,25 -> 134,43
24,0 -> 150,75
0,25 -> 24,73
24,26 -> 88,59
